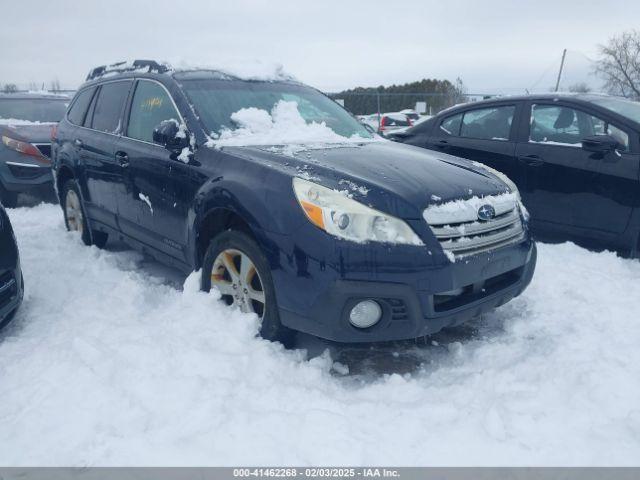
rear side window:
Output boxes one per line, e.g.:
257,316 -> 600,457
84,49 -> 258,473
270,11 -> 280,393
127,81 -> 180,143
460,106 -> 515,140
90,81 -> 132,134
440,113 -> 462,135
67,88 -> 95,125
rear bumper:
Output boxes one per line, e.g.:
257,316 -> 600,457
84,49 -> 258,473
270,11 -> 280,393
1,151 -> 53,193
268,220 -> 537,343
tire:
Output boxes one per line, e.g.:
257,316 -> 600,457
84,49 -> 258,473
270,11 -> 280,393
201,230 -> 294,346
61,179 -> 108,248
0,308 -> 17,331
0,182 -> 18,208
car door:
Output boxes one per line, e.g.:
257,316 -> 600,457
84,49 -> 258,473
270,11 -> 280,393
425,104 -> 523,188
514,101 -> 637,241
115,79 -> 195,262
79,80 -> 133,229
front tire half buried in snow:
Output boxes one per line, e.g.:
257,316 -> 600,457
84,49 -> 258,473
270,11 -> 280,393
61,179 -> 108,248
201,230 -> 294,346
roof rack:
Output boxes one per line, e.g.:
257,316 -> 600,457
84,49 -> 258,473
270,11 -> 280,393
86,60 -> 172,81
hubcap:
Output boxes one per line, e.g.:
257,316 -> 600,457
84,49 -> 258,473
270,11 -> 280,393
65,190 -> 83,234
211,248 -> 266,318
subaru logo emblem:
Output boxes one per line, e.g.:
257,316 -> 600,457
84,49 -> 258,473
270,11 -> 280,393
477,204 -> 496,221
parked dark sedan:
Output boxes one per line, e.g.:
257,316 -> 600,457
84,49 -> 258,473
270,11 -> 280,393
52,60 -> 536,344
0,202 -> 23,328
391,94 -> 640,256
0,92 -> 69,207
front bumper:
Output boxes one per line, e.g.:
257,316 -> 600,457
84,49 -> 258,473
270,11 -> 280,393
267,221 -> 536,343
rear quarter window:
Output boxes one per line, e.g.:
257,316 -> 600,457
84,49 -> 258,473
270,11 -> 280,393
440,113 -> 463,135
67,88 -> 95,125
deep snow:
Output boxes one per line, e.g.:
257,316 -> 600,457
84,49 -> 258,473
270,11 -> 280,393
1,203 -> 640,466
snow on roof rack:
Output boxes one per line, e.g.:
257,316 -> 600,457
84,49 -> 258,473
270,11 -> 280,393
86,60 -> 172,81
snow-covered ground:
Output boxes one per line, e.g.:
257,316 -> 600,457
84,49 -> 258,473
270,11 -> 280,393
1,203 -> 639,466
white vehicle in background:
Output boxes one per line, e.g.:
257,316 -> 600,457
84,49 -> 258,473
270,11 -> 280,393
400,109 -> 421,122
378,112 -> 412,136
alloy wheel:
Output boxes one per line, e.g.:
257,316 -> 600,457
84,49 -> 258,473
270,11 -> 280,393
211,248 -> 266,318
65,190 -> 83,235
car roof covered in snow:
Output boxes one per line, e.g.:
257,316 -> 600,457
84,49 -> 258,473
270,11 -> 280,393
83,59 -> 299,86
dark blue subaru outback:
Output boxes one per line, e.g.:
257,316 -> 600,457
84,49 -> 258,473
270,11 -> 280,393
52,60 -> 536,344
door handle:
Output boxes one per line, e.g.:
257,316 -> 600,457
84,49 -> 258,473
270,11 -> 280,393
115,151 -> 129,168
518,155 -> 544,167
74,139 -> 83,148
436,139 -> 449,149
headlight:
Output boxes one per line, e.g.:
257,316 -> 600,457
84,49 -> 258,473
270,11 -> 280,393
292,178 -> 423,245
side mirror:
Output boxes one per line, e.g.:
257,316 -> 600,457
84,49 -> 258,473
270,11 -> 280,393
581,134 -> 619,153
152,120 -> 190,151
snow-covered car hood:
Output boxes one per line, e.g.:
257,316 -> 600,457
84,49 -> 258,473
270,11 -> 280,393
0,122 -> 56,143
220,141 -> 510,220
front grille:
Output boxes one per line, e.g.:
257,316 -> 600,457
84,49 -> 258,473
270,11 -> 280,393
0,270 -> 17,308
424,193 -> 524,258
34,143 -> 51,158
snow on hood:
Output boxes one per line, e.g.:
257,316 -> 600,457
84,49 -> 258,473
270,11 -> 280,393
206,100 -> 377,148
0,118 -> 57,126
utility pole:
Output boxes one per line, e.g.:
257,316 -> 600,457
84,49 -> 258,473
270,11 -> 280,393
555,49 -> 567,92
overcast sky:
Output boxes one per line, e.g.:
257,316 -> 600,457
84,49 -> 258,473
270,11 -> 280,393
2,0 -> 639,94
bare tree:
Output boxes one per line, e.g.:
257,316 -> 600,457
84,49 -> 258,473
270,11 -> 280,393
593,30 -> 640,100
445,77 -> 468,108
50,78 -> 62,92
568,82 -> 591,93
2,83 -> 18,93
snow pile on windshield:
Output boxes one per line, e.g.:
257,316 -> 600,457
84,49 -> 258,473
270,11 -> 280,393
3,204 -> 640,465
170,58 -> 296,82
207,100 -> 373,148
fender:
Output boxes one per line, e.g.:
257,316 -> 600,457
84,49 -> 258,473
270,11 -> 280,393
186,170 -> 299,269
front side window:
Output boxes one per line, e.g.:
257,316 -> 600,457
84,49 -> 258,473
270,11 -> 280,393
530,104 -> 629,150
90,81 -> 132,134
127,81 -> 180,143
440,113 -> 462,135
460,106 -> 515,141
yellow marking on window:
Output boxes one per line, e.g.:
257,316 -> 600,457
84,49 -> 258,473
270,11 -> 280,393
141,97 -> 164,110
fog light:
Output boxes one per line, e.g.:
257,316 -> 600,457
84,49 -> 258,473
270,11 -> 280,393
349,300 -> 382,329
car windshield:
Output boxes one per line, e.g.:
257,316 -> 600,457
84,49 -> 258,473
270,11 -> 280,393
180,79 -> 373,143
589,96 -> 640,124
0,98 -> 68,122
